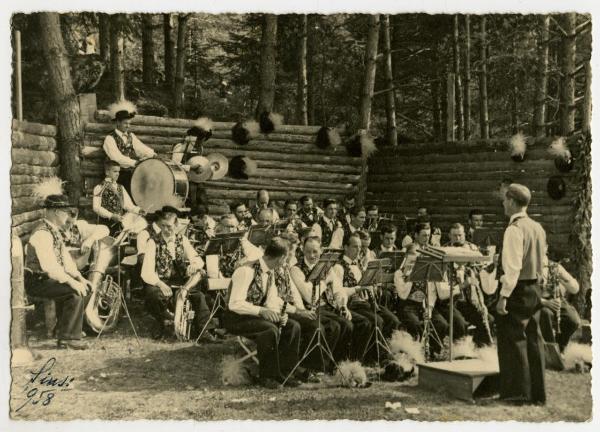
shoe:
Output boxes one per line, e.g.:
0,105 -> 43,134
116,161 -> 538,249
295,368 -> 321,384
280,377 -> 301,388
57,339 -> 88,350
258,377 -> 281,389
197,331 -> 219,344
499,396 -> 530,406
81,331 -> 87,338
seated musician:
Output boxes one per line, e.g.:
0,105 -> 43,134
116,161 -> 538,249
446,223 -> 494,346
342,206 -> 367,245
317,199 -> 345,249
223,237 -> 303,388
25,191 -> 92,350
290,236 -> 353,362
103,100 -> 156,192
230,201 -> 256,232
539,257 -> 581,352
339,194 -> 356,227
250,189 -> 280,222
298,195 -> 322,227
282,200 -> 307,234
326,233 -> 400,362
187,204 -> 216,256
211,214 -> 262,278
141,206 -> 216,341
378,223 -> 398,255
61,206 -> 110,270
466,209 -> 484,243
93,160 -> 144,236
365,205 -> 380,232
357,230 -> 376,270
392,244 -> 449,355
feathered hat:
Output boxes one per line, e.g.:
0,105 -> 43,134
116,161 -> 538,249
33,176 -> 73,209
108,99 -> 137,122
548,137 -> 574,172
509,132 -> 527,162
258,111 -> 283,134
228,156 -> 258,180
187,116 -> 214,143
315,126 -> 342,149
345,129 -> 378,158
231,120 -> 260,145
547,175 -> 567,200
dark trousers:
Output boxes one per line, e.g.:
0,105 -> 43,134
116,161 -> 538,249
288,312 -> 328,370
435,299 -> 468,341
349,300 -> 399,361
144,278 -> 214,334
25,273 -> 85,340
223,310 -> 301,381
325,304 -> 372,361
496,280 -> 546,404
319,307 -> 354,361
98,217 -> 121,237
456,300 -> 495,346
118,168 -> 133,196
397,299 -> 448,354
539,302 -> 581,351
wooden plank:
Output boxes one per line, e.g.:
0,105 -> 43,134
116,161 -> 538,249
369,148 -> 556,165
11,175 -> 44,185
203,189 -> 349,202
12,209 -> 44,226
368,159 -> 560,176
12,119 -> 57,137
11,131 -> 58,151
10,164 -> 59,176
11,148 -> 59,167
12,197 -> 41,214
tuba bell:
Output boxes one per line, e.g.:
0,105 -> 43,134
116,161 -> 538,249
84,230 -> 129,333
174,271 -> 203,341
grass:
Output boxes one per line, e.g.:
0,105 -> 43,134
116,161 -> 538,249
10,299 -> 593,422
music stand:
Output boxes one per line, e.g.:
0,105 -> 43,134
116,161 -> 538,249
247,225 -> 272,247
472,229 -> 502,250
378,251 -> 406,272
359,259 -> 394,368
282,252 -> 343,386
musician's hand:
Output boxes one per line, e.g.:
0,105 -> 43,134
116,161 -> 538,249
68,279 -> 88,297
298,310 -> 317,320
159,282 -> 173,298
341,307 -> 352,321
280,313 -> 289,327
496,296 -> 508,316
187,263 -> 204,275
80,242 -> 91,255
358,285 -> 374,295
543,298 -> 561,313
259,308 -> 280,323
112,214 -> 123,223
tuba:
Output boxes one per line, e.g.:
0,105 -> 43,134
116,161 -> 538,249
84,230 -> 129,333
174,271 -> 203,341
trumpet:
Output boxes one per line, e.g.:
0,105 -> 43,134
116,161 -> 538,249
173,271 -> 203,341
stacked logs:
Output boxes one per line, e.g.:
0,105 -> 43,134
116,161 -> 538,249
366,136 -> 581,252
11,120 -> 59,239
80,110 -> 360,214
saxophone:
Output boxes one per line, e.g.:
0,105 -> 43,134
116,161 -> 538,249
173,271 -> 203,341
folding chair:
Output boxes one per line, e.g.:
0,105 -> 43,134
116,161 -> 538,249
235,336 -> 259,365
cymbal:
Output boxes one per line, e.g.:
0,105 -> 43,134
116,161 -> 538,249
206,153 -> 229,180
187,155 -> 212,182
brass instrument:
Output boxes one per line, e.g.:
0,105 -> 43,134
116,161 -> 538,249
173,271 -> 203,341
85,230 -> 129,333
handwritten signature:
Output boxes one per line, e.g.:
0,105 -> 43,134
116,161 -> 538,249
15,357 -> 75,413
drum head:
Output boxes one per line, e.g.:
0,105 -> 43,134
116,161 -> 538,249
132,159 -> 180,213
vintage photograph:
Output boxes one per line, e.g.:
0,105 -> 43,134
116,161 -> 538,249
5,4 -> 594,424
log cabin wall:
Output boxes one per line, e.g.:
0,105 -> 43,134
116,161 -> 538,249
79,108 -> 360,217
366,136 -> 582,259
11,120 -> 60,240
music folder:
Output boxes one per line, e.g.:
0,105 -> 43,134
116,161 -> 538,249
358,259 -> 393,286
205,232 -> 244,256
378,251 -> 406,272
307,252 -> 343,283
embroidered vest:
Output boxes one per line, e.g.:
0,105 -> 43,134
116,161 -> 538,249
25,220 -> 64,274
152,232 -> 187,280
220,244 -> 244,278
318,217 -> 340,246
244,260 -> 268,306
295,259 -> 318,309
275,266 -> 296,304
188,224 -> 210,256
61,223 -> 82,248
110,130 -> 135,159
299,208 -> 319,226
408,280 -> 427,303
100,181 -> 124,216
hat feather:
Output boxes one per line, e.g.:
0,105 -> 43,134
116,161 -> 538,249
231,120 -> 260,145
259,111 -> 283,134
244,120 -> 260,138
563,342 -> 592,372
335,360 -> 368,388
228,156 -> 258,180
221,355 -> 252,386
509,133 -> 527,157
360,132 -> 377,158
451,336 -> 477,360
389,330 -> 425,365
316,126 -> 342,149
33,176 -> 64,201
548,136 -> 572,159
193,116 -> 213,132
475,345 -> 499,370
108,99 -> 137,121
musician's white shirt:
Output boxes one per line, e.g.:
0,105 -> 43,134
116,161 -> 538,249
141,233 -> 204,286
103,128 -> 155,169
136,223 -> 161,256
92,178 -> 141,219
380,244 -> 397,253
71,219 -> 110,247
542,262 -> 579,297
392,266 -> 438,306
228,258 -> 298,316
499,211 -> 530,297
290,259 -> 327,307
326,255 -> 363,306
27,219 -> 82,284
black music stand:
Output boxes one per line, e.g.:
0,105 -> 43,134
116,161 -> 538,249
472,229 -> 502,250
359,259 -> 394,368
378,251 -> 406,272
282,252 -> 343,386
409,256 -> 448,362
247,225 -> 272,247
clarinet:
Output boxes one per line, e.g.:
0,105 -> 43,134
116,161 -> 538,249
466,266 -> 493,344
278,301 -> 288,335
548,261 -> 562,336
310,281 -> 317,311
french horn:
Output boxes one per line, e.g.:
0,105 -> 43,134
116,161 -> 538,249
174,271 -> 203,341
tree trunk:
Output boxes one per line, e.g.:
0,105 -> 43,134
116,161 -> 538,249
431,78 -> 441,140
357,14 -> 380,207
163,13 -> 175,88
463,15 -> 471,140
511,39 -> 520,134
257,14 -> 278,115
306,14 -> 317,125
173,14 -> 189,118
99,13 -> 110,63
559,13 -> 577,136
533,15 -> 550,137
453,15 -> 464,141
109,14 -> 125,101
479,16 -> 490,139
296,15 -> 308,125
582,61 -> 592,134
38,12 -> 83,203
382,15 -> 397,146
447,72 -> 456,142
142,14 -> 156,85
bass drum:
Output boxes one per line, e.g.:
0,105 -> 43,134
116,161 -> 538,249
131,158 -> 189,213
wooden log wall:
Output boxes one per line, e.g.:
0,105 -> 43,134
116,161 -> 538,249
366,136 -> 583,258
10,120 -> 60,240
80,110 -> 361,216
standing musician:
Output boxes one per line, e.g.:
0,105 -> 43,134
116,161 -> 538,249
25,191 -> 92,350
223,237 -> 302,388
250,189 -> 280,222
342,206 -> 367,245
298,196 -> 322,227
103,100 -> 156,192
496,183 -> 546,405
539,258 -> 581,352
93,160 -> 144,236
290,236 -> 353,362
282,200 -> 307,234
230,201 -> 256,232
316,199 -> 345,249
61,207 -> 110,270
141,206 -> 216,341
